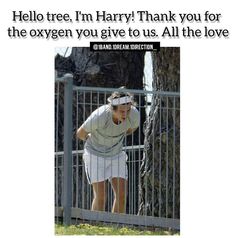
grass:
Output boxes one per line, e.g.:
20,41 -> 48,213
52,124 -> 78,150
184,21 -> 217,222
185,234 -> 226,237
55,223 -> 180,235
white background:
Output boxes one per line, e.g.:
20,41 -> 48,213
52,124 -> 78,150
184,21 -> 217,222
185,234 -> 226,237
0,1 -> 235,237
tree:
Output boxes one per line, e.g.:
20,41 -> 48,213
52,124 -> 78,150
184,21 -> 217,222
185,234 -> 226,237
138,48 -> 180,218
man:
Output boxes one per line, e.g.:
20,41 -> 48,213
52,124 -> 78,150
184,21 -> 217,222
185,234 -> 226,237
76,88 -> 140,213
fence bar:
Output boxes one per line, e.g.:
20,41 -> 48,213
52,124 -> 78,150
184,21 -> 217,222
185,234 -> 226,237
158,96 -> 162,217
55,206 -> 180,230
166,97 -> 169,218
152,94 -> 155,217
81,92 -> 85,210
75,91 -> 79,213
73,86 -> 180,97
138,93 -> 141,210
62,74 -> 73,226
55,145 -> 145,156
55,81 -> 60,221
144,96 -> 148,217
172,97 -> 176,218
71,208 -> 180,230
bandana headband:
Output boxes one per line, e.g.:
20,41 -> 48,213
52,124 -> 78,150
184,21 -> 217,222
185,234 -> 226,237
109,96 -> 132,105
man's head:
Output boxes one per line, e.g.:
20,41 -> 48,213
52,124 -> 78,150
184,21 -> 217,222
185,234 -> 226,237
107,87 -> 135,122
112,103 -> 131,122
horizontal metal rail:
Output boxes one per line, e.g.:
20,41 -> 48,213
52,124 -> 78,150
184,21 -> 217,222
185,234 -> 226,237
55,145 -> 145,156
55,76 -> 180,97
55,207 -> 180,230
73,86 -> 180,97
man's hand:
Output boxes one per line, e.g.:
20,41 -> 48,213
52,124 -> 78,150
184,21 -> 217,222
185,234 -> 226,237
76,126 -> 90,141
126,127 -> 138,136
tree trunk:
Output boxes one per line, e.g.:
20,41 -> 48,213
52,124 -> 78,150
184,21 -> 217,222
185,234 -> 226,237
138,48 -> 180,218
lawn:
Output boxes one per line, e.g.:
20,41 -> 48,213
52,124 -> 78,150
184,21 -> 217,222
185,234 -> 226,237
55,223 -> 180,235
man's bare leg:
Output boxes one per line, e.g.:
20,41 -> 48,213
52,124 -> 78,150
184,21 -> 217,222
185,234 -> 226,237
111,177 -> 127,213
91,181 -> 107,211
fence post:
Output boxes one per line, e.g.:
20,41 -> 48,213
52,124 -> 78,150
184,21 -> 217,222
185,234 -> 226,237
63,74 -> 73,226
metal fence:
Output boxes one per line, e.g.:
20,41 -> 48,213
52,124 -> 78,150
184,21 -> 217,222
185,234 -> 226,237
55,74 -> 180,230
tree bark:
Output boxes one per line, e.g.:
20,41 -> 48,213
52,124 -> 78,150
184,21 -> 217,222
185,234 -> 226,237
138,48 -> 180,218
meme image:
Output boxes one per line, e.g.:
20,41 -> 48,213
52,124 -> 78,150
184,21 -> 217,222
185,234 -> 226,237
1,2 -> 235,238
54,47 -> 180,235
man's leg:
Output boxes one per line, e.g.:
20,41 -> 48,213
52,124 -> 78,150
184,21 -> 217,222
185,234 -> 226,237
91,181 -> 107,211
111,177 -> 127,213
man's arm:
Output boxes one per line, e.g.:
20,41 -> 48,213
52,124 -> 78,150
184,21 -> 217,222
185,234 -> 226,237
76,126 -> 90,141
126,127 -> 138,136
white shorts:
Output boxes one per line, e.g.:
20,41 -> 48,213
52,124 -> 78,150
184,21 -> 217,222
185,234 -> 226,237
83,149 -> 128,184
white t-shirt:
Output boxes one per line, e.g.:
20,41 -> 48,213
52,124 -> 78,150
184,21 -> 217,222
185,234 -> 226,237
82,104 -> 140,157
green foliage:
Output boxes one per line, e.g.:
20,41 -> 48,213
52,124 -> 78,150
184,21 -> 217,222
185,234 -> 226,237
55,223 -> 180,235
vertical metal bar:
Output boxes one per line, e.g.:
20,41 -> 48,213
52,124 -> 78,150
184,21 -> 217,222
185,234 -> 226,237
111,94 -> 114,214
63,74 -> 73,226
138,94 -> 141,210
166,96 -> 169,218
133,92 -> 137,215
89,91 -> 92,211
55,81 -> 59,222
158,95 -> 162,217
97,91 -> 104,220
82,92 -> 85,210
75,91 -> 79,207
128,149 -> 130,215
82,91 -> 87,210
96,91 -> 100,220
71,86 -> 75,210
131,123 -> 134,214
126,127 -> 130,215
97,91 -> 100,108
125,94 -> 128,215
71,156 -> 74,211
172,96 -> 176,218
145,93 -> 148,218
152,92 -> 155,217
75,91 -> 79,210
117,96 -> 120,216
123,97 -> 128,215
110,98 -> 113,213
103,91 -> 106,211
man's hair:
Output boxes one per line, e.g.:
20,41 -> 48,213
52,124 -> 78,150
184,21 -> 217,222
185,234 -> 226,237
107,86 -> 136,110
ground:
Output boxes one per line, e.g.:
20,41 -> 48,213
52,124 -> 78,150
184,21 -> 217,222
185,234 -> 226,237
55,223 -> 180,235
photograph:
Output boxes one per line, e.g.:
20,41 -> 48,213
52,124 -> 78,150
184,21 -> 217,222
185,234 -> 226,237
54,47 -> 180,235
1,1 -> 235,238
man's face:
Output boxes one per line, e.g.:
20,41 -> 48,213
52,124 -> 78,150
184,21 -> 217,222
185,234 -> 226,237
114,103 -> 131,122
